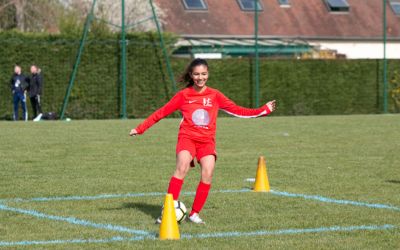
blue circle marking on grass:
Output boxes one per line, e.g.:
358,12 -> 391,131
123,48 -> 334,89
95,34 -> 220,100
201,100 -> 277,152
0,204 -> 151,236
2,188 -> 399,212
0,224 -> 396,247
269,190 -> 400,212
0,188 -> 399,247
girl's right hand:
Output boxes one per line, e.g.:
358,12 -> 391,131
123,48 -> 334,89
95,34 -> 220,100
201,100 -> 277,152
129,129 -> 138,136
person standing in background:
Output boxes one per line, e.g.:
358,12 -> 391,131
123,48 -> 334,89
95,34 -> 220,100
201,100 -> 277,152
10,65 -> 28,121
28,65 -> 43,122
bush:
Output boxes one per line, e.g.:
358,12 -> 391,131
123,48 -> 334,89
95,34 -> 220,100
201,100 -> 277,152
390,70 -> 400,113
1,31 -> 399,119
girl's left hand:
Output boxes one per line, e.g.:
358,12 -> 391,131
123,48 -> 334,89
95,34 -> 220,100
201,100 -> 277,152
266,100 -> 276,112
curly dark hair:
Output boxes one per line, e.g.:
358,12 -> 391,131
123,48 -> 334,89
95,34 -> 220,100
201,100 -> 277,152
178,58 -> 209,88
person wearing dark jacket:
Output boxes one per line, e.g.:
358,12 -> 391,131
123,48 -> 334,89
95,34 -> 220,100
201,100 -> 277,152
10,65 -> 28,121
28,65 -> 43,121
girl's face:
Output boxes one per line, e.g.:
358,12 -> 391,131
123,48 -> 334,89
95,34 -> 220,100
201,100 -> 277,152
190,65 -> 209,90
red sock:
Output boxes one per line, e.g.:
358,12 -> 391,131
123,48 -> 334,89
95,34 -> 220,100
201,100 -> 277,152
167,176 -> 184,200
190,181 -> 211,216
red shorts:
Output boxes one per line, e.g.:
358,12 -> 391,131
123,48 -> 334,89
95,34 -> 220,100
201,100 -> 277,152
176,137 -> 217,164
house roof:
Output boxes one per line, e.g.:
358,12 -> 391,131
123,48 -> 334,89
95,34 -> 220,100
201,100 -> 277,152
154,0 -> 400,40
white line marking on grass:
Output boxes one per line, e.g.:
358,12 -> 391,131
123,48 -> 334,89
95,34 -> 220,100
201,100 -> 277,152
270,190 -> 400,212
0,224 -> 396,247
0,204 -> 151,236
1,189 -> 249,203
5,191 -> 167,203
1,188 -> 399,212
0,236 -> 148,247
183,224 -> 397,239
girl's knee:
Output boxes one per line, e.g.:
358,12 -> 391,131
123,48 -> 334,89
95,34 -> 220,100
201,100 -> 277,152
201,171 -> 213,184
175,166 -> 189,176
174,161 -> 190,178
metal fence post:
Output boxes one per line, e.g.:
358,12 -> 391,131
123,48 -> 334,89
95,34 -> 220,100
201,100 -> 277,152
121,0 -> 127,119
254,0 -> 260,107
60,0 -> 97,120
383,0 -> 388,113
149,0 -> 177,92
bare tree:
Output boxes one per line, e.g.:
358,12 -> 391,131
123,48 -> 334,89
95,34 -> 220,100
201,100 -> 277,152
14,0 -> 25,31
61,0 -> 164,32
0,0 -> 63,32
0,0 -> 165,33
102,0 -> 165,32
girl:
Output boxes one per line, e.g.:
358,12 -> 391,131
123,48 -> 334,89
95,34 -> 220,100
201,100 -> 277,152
129,58 -> 276,224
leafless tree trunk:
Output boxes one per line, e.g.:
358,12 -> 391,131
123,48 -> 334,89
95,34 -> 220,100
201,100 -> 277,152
14,0 -> 26,31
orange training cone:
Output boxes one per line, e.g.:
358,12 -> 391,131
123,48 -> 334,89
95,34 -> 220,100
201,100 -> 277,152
253,156 -> 270,192
159,193 -> 180,240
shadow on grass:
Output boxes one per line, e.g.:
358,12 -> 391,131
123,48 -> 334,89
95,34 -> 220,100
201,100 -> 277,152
101,202 -> 161,219
386,180 -> 400,184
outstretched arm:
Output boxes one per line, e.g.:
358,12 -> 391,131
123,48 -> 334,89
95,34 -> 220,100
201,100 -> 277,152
217,91 -> 276,118
129,92 -> 183,136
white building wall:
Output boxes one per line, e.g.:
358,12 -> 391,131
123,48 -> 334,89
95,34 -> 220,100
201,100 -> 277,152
310,41 -> 400,59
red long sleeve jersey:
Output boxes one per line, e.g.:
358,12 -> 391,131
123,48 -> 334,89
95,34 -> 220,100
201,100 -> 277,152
135,87 -> 271,142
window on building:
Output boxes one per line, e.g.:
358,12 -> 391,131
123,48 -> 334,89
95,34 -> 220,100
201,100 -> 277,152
389,0 -> 400,16
278,0 -> 290,7
325,0 -> 350,12
182,0 -> 208,10
237,0 -> 263,11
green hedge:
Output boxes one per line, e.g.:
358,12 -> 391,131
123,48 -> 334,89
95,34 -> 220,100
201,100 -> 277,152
179,59 -> 399,115
1,31 -> 399,120
0,31 -> 178,119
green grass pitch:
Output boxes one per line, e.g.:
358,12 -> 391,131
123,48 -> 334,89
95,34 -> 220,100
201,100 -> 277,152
0,115 -> 399,249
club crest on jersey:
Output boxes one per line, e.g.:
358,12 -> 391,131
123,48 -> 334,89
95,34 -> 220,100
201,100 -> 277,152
203,98 -> 212,107
192,109 -> 210,126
